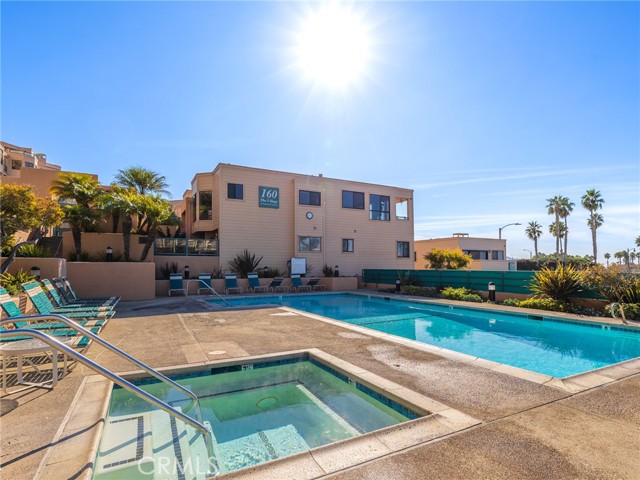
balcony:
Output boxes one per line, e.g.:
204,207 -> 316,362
154,238 -> 218,256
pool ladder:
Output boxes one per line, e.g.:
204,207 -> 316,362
610,302 -> 627,324
0,314 -> 220,477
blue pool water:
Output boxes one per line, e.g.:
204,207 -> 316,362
209,294 -> 640,378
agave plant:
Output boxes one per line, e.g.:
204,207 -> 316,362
529,264 -> 581,302
228,250 -> 263,278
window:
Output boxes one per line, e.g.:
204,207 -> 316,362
369,194 -> 390,221
464,250 -> 488,260
227,183 -> 243,200
25,161 -> 34,168
395,198 -> 409,220
397,241 -> 410,258
492,250 -> 504,260
299,236 -> 321,251
299,190 -> 321,206
11,160 -> 21,170
342,239 -> 354,252
198,191 -> 212,220
342,190 -> 364,209
191,193 -> 196,223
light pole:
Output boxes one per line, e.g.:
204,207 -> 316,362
498,222 -> 521,239
523,249 -> 532,259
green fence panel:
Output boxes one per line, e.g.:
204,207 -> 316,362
362,269 -> 537,295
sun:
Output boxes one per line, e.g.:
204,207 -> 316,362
296,4 -> 371,89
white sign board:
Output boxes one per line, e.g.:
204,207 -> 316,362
290,257 -> 307,275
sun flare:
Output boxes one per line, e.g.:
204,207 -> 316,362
296,4 -> 370,89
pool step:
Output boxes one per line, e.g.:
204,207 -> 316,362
217,424 -> 309,472
94,411 -> 213,480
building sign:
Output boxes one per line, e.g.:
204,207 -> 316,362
259,186 -> 279,209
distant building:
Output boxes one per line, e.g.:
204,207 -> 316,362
1,141 -> 97,199
414,233 -> 516,271
179,163 -> 415,276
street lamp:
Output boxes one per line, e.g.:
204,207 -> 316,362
523,249 -> 532,259
498,222 -> 521,239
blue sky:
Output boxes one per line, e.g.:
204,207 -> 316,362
2,1 -> 638,261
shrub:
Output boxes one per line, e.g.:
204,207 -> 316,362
401,285 -> 423,296
16,243 -> 52,258
621,278 -> 640,304
579,264 -> 635,303
228,249 -> 263,278
0,270 -> 36,295
94,249 -> 124,262
158,262 -> 179,279
397,271 -> 422,287
461,293 -> 483,303
441,287 -> 471,301
530,265 -> 581,302
322,264 -> 335,277
210,268 -> 225,279
261,267 -> 281,278
501,298 -> 521,307
67,250 -> 92,262
517,296 -> 570,312
401,286 -> 439,297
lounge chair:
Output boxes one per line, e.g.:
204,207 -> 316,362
306,278 -> 326,291
50,279 -> 118,308
1,291 -> 104,331
197,273 -> 213,294
168,274 -> 186,296
268,277 -> 288,293
21,282 -> 114,319
59,276 -> 120,304
41,280 -> 115,312
225,274 -> 243,294
290,274 -> 311,292
247,272 -> 268,293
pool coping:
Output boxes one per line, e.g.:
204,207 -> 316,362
40,348 -> 481,480
271,291 -> 640,394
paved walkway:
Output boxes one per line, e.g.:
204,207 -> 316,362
1,296 -> 639,479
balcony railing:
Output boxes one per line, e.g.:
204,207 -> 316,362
154,238 -> 218,256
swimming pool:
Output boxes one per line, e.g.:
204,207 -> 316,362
93,354 -> 422,478
208,293 -> 640,378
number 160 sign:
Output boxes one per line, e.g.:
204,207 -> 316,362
259,186 -> 279,209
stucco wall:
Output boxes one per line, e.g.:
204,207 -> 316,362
62,232 -> 149,261
66,262 -> 155,301
5,257 -> 66,280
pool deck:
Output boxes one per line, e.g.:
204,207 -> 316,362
2,292 -> 640,479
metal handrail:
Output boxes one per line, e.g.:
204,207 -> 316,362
185,279 -> 231,306
0,329 -> 219,476
611,302 -> 627,324
0,314 -> 204,425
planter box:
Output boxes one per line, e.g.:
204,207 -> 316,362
318,277 -> 358,291
67,262 -> 155,301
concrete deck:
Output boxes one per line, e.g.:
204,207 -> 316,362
1,295 -> 639,479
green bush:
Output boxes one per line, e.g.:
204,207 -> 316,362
530,265 -> 581,302
401,286 -> 438,297
517,296 -> 570,312
67,250 -> 92,262
228,249 -> 263,278
16,243 -> 52,258
501,298 -> 521,307
0,270 -> 36,295
610,303 -> 640,321
440,287 -> 472,301
461,293 -> 483,303
401,286 -> 423,296
322,264 -> 335,277
621,279 -> 640,304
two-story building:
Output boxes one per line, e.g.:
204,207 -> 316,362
177,164 -> 414,277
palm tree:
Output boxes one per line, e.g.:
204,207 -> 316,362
636,236 -> 640,248
604,252 -> 611,266
524,221 -> 543,258
558,196 -> 574,260
581,189 -> 605,263
50,172 -> 103,255
100,187 -> 142,261
138,195 -> 177,261
548,221 -> 567,256
114,166 -> 170,196
546,196 -> 563,259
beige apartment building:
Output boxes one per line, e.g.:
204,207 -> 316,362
415,233 -> 516,271
179,164 -> 414,277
